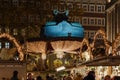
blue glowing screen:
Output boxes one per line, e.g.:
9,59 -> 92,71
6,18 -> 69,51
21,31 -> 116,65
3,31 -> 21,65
44,21 -> 84,38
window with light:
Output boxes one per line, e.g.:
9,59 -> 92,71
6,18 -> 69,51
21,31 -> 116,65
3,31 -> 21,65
5,42 -> 10,48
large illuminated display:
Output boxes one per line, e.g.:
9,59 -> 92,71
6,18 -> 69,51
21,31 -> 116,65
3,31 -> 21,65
44,20 -> 84,38
44,10 -> 84,38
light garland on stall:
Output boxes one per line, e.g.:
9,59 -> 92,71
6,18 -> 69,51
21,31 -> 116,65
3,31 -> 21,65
112,33 -> 120,55
26,41 -> 47,60
91,29 -> 111,56
0,33 -> 24,61
50,40 -> 81,59
80,38 -> 92,61
26,41 -> 46,53
41,53 -> 46,60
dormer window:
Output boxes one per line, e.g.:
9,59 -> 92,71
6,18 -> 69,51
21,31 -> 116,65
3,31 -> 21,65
5,42 -> 10,48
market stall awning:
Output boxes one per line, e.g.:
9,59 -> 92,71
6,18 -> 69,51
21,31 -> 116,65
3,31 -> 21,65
79,56 -> 120,66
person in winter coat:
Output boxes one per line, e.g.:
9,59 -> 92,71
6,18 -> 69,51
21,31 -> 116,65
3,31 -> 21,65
83,71 -> 96,80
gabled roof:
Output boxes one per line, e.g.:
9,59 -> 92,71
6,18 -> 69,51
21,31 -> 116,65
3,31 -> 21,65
106,0 -> 118,10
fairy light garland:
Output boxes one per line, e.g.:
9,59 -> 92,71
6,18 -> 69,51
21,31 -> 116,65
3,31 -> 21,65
80,38 -> 93,60
0,33 -> 24,61
112,33 -> 120,55
91,29 -> 110,56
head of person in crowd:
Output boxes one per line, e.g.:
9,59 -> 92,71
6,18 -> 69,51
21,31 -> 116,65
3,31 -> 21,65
83,70 -> 95,80
111,76 -> 120,80
104,75 -> 111,80
11,70 -> 19,80
36,76 -> 42,80
27,73 -> 34,80
13,70 -> 18,77
88,71 -> 95,77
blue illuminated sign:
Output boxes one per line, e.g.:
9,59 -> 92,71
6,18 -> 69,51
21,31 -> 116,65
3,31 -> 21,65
44,21 -> 84,38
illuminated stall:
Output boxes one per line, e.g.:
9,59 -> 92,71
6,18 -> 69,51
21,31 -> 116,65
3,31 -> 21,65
24,10 -> 85,78
23,10 -> 120,79
73,29 -> 120,80
0,33 -> 26,79
3,9 -> 119,79
22,9 -> 120,80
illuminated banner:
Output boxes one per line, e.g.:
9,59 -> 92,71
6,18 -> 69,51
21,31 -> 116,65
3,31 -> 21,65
44,21 -> 84,38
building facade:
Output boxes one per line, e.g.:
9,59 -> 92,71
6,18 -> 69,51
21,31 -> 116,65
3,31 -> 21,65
106,0 -> 120,42
0,0 -> 107,48
39,0 -> 107,39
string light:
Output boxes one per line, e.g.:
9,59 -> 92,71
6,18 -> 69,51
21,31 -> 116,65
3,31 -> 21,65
41,53 -> 46,60
91,29 -> 110,56
0,33 -> 24,61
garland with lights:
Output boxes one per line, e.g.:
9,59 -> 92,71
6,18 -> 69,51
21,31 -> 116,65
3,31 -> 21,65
80,38 -> 93,61
91,29 -> 110,56
112,33 -> 120,55
0,33 -> 24,61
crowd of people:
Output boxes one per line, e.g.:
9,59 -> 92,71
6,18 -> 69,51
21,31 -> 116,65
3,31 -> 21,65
43,70 -> 120,80
103,75 -> 120,80
44,71 -> 120,80
2,70 -> 120,80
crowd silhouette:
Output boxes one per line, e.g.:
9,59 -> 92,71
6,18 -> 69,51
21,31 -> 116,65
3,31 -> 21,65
1,70 -> 120,80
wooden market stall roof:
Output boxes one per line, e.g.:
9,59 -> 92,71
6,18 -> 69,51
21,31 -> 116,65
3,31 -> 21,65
80,56 -> 120,66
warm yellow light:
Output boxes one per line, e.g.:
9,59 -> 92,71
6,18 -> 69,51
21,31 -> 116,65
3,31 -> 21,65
0,33 -> 24,61
56,66 -> 66,72
107,0 -> 111,3
82,51 -> 90,61
56,51 -> 64,59
41,53 -> 46,60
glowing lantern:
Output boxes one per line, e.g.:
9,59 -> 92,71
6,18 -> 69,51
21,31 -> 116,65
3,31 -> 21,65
41,53 -> 46,60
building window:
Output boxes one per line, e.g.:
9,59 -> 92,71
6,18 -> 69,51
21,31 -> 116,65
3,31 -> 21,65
89,4 -> 95,12
60,3 -> 66,11
5,42 -> 10,48
82,17 -> 88,25
82,4 -> 88,12
13,28 -> 18,35
75,16 -> 80,22
69,16 -> 74,22
68,3 -> 73,9
97,5 -> 102,12
89,18 -> 95,25
98,19 -> 102,26
0,42 -> 2,49
96,5 -> 105,13
97,34 -> 103,39
89,31 -> 96,39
